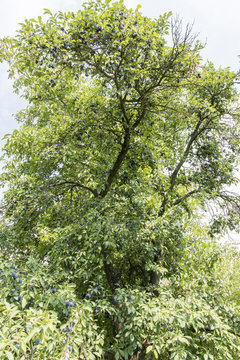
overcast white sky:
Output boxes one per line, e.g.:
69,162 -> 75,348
0,0 -> 240,243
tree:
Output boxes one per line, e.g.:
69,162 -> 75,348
0,0 -> 240,359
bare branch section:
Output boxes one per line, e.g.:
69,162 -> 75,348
218,190 -> 240,216
171,16 -> 198,49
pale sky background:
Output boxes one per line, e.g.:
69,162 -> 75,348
0,0 -> 240,243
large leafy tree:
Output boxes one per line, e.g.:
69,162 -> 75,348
0,0 -> 240,359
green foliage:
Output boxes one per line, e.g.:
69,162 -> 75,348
1,239 -> 240,359
0,255 -> 105,359
216,246 -> 240,306
1,0 -> 240,358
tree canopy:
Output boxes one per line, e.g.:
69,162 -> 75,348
0,1 -> 240,359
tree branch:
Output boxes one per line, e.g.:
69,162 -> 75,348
172,189 -> 199,206
99,129 -> 130,197
158,115 -> 214,216
44,180 -> 98,197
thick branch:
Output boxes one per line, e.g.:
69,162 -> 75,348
99,129 -> 130,197
102,257 -> 118,294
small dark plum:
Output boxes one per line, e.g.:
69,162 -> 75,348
35,338 -> 40,345
50,79 -> 56,87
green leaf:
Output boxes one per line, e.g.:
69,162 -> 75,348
146,345 -> 153,354
5,350 -> 14,360
21,297 -> 27,309
43,8 -> 52,15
